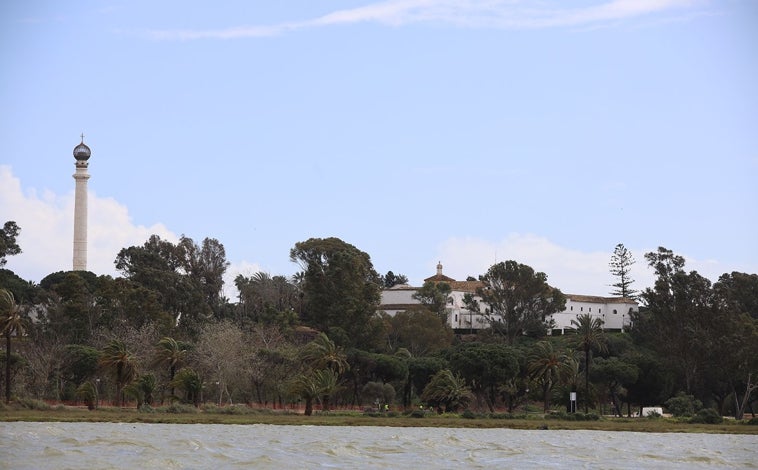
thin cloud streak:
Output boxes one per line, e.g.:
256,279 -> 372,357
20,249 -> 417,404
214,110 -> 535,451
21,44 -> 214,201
146,0 -> 702,40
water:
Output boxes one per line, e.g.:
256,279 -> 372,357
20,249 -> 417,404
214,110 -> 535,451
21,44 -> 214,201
1,422 -> 756,469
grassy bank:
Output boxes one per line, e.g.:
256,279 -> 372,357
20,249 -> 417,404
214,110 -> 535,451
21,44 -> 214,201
2,403 -> 756,434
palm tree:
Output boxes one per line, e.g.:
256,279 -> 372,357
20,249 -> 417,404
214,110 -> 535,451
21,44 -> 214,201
312,368 -> 340,412
170,367 -> 202,406
289,369 -> 340,416
99,340 -> 138,407
571,313 -> 608,413
421,369 -> 473,413
300,333 -> 349,375
152,337 -> 188,400
528,341 -> 573,413
0,289 -> 25,404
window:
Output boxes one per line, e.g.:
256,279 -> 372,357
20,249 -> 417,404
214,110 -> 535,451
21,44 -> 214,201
599,309 -> 601,314
589,307 -> 592,312
613,309 -> 618,314
581,307 -> 584,312
570,306 -> 573,311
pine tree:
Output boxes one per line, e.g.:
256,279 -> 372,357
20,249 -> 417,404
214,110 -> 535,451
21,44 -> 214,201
609,243 -> 637,299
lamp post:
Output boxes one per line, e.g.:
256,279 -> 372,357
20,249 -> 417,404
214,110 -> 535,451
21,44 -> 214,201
95,378 -> 100,409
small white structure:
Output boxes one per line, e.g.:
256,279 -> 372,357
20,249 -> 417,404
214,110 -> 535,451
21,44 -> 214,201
72,135 -> 92,271
379,262 -> 638,333
641,407 -> 663,417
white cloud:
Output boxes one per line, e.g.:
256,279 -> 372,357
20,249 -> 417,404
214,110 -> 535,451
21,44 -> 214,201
147,0 -> 703,40
1,166 -> 276,299
0,165 -> 177,283
432,233 -> 742,298
222,260 -> 264,301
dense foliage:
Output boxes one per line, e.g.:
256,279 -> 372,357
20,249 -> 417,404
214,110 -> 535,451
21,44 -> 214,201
0,222 -> 756,419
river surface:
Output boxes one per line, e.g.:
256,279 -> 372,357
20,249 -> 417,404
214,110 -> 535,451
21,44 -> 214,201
1,422 -> 756,469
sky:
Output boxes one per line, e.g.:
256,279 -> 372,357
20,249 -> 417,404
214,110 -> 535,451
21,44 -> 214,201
1,0 -> 756,300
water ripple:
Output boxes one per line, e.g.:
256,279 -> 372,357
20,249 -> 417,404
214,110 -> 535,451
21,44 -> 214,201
1,422 -> 756,469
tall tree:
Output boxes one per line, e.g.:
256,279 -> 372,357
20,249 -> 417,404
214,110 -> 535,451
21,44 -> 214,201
194,321 -> 249,405
152,337 -> 189,399
0,221 -> 21,267
591,356 -> 639,417
383,307 -> 453,357
235,272 -> 300,327
0,289 -> 25,403
446,342 -> 520,412
115,234 -> 228,335
609,243 -> 637,299
634,247 -> 714,396
571,313 -> 607,413
290,237 -> 382,348
464,261 -> 566,344
177,236 -> 230,317
413,281 -> 452,323
381,271 -> 409,288
99,340 -> 138,407
528,341 -> 574,413
39,271 -> 101,343
711,272 -> 758,419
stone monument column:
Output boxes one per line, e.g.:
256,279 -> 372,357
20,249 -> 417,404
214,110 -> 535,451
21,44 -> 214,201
72,135 -> 91,271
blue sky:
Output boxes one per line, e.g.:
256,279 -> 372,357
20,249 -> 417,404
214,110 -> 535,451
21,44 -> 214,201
2,0 -> 756,298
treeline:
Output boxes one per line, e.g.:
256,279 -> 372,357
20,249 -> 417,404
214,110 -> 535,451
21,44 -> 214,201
0,228 -> 756,419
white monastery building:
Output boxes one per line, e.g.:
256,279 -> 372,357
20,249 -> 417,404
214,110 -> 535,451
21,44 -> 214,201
379,262 -> 637,334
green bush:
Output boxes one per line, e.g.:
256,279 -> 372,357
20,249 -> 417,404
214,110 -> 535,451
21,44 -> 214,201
489,412 -> 525,420
546,411 -> 600,421
409,410 -> 426,418
689,408 -> 723,424
202,404 -> 254,415
461,409 -> 477,419
75,382 -> 97,410
665,392 -> 702,417
746,417 -> 758,425
160,403 -> 199,414
17,398 -> 50,410
138,404 -> 155,413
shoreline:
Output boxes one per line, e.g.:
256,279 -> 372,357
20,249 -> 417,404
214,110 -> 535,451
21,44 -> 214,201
2,407 -> 756,435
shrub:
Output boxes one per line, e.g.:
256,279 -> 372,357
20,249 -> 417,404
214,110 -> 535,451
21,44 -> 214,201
489,413 -> 527,420
746,417 -> 758,425
665,392 -> 702,417
409,410 -> 426,418
461,409 -> 477,419
17,398 -> 50,410
75,382 -> 97,410
138,404 -> 155,413
689,408 -> 723,424
646,410 -> 662,419
546,411 -> 600,421
203,404 -> 254,415
161,403 -> 199,414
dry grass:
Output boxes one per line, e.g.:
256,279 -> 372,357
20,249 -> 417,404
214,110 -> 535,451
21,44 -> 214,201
1,405 -> 756,434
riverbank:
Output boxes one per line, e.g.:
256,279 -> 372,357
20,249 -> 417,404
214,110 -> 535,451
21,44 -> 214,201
2,404 -> 756,434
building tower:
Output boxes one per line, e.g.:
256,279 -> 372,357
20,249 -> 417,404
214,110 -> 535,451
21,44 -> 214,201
72,135 -> 91,271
